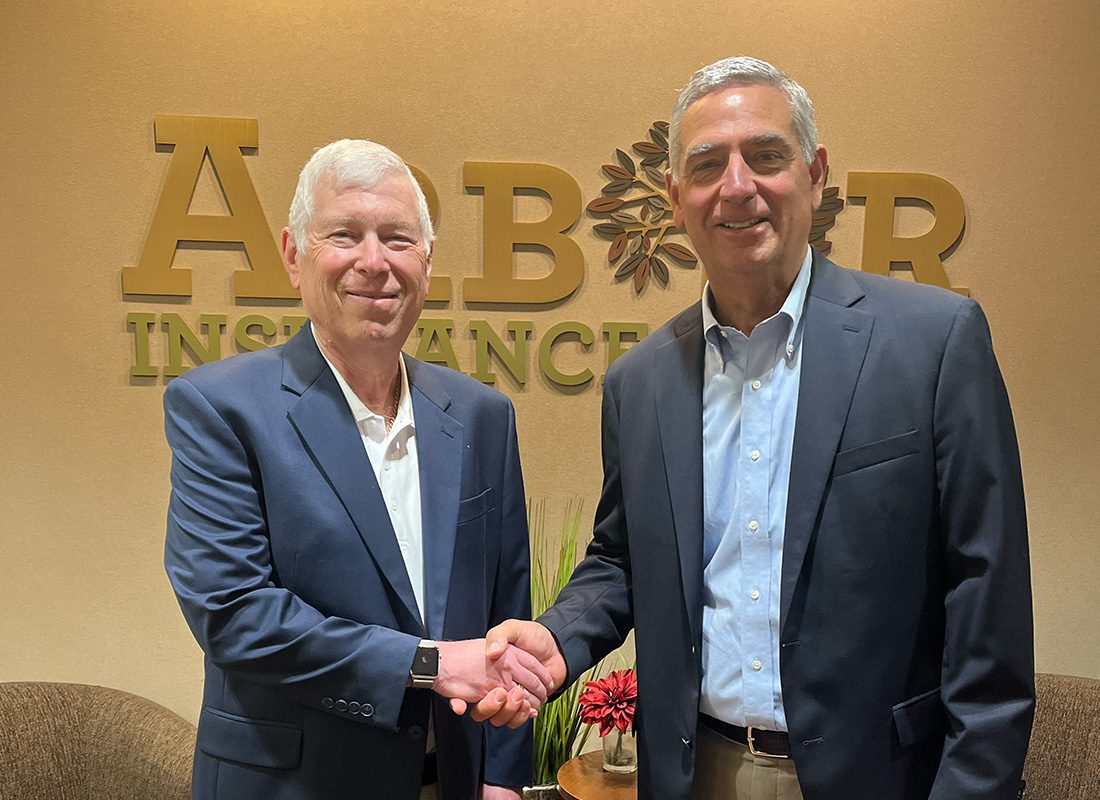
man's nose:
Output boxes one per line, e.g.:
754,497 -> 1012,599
718,156 -> 756,203
353,235 -> 387,274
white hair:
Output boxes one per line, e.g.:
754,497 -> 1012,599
287,139 -> 434,251
669,56 -> 818,177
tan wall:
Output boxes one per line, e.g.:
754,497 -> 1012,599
1,0 -> 1096,722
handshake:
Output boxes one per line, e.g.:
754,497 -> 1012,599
431,620 -> 567,729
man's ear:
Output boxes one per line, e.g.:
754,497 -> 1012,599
666,170 -> 685,229
809,145 -> 829,209
281,228 -> 301,289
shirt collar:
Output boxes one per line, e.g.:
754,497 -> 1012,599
701,246 -> 812,361
318,347 -> 415,442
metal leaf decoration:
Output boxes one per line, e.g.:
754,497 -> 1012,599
586,121 -> 696,294
810,182 -> 844,256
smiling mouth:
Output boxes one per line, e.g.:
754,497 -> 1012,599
719,218 -> 767,230
346,290 -> 397,300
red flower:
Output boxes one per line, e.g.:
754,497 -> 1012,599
578,669 -> 638,736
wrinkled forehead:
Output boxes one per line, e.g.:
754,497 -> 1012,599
313,166 -> 408,199
678,85 -> 797,153
690,83 -> 793,125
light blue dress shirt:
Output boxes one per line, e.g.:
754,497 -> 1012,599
699,248 -> 811,732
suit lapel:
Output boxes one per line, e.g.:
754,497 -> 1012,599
781,257 -> 874,631
281,327 -> 425,636
406,357 -> 464,642
653,305 -> 706,641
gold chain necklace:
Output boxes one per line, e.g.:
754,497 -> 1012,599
384,373 -> 401,430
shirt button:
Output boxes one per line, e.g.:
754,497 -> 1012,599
750,589 -> 761,601
751,379 -> 762,390
383,461 -> 391,471
786,343 -> 794,356
748,519 -> 759,532
750,449 -> 760,461
752,659 -> 763,672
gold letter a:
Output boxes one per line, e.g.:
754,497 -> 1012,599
122,116 -> 297,299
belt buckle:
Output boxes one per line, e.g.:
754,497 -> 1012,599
746,726 -> 789,759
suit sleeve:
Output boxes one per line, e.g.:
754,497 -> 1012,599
930,300 -> 1034,799
163,376 -> 420,731
539,369 -> 636,688
482,400 -> 535,788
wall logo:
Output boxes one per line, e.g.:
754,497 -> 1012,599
123,115 -> 968,386
587,121 -> 694,292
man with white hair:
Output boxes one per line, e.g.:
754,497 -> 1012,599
164,139 -> 549,800
479,57 -> 1034,799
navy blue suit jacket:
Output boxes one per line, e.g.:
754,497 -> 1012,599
164,325 -> 532,800
540,254 -> 1034,800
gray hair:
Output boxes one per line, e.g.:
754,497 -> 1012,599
669,56 -> 817,177
287,139 -> 434,252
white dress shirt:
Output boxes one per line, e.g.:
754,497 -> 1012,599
319,349 -> 425,625
699,248 -> 811,731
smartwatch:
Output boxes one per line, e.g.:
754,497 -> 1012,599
410,640 -> 439,689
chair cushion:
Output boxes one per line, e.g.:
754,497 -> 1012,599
1023,673 -> 1100,799
0,681 -> 195,800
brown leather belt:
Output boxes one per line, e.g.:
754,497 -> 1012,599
699,713 -> 791,758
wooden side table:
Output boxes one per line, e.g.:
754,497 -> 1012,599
556,751 -> 638,800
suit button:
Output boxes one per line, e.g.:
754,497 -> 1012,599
348,702 -> 361,714
361,704 -> 374,717
335,699 -> 348,712
408,725 -> 425,741
322,697 -> 334,709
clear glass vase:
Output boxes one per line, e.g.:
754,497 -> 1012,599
601,728 -> 637,773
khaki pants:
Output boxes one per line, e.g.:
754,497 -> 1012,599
690,722 -> 804,800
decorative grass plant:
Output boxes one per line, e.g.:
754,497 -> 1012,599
528,498 -> 600,787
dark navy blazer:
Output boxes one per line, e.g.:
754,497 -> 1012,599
164,325 -> 532,800
541,254 -> 1034,800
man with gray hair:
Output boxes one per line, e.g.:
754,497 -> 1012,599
164,139 -> 550,800
479,57 -> 1034,799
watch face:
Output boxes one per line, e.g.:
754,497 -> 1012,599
415,646 -> 439,675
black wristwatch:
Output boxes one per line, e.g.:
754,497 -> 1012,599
410,640 -> 439,689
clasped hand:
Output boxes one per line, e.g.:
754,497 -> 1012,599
433,637 -> 552,729
437,621 -> 568,729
